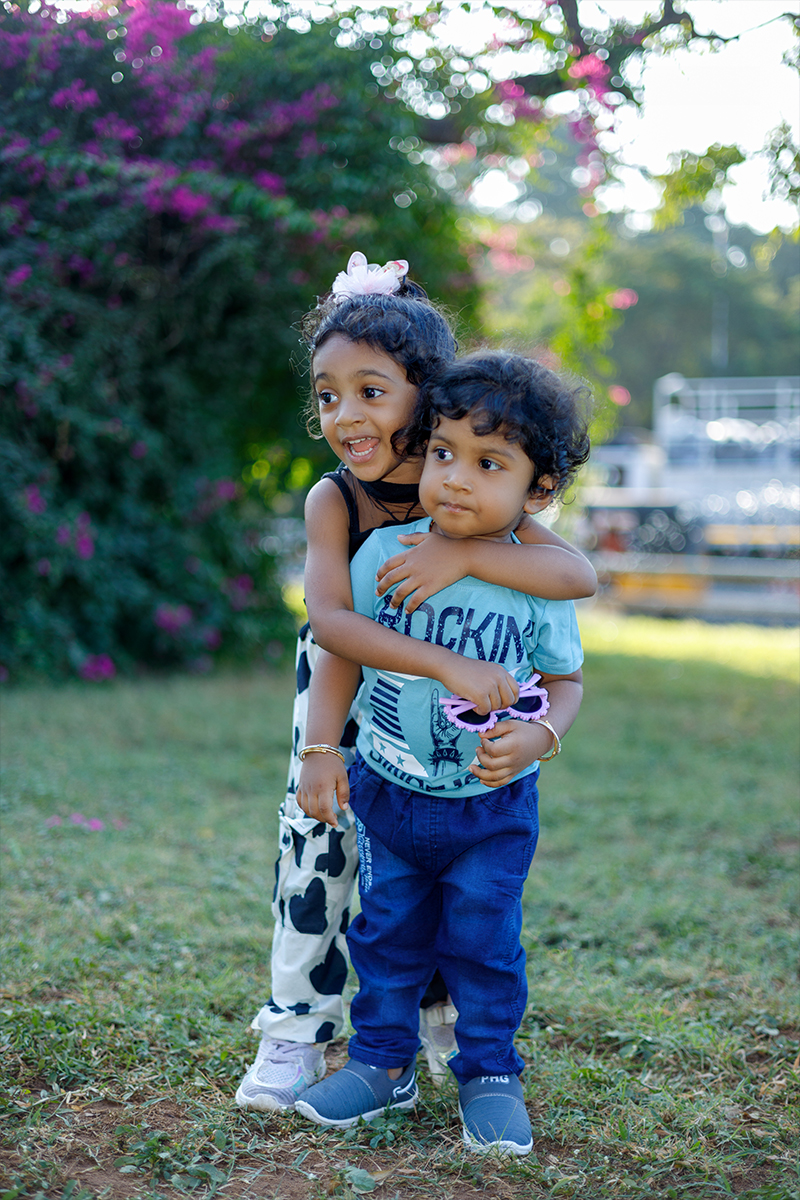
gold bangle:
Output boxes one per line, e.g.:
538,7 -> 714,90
535,719 -> 561,762
299,744 -> 346,763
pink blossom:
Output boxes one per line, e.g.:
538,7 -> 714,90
6,264 -> 32,289
79,654 -> 116,682
608,289 -> 639,310
56,524 -> 72,547
70,812 -> 89,825
223,574 -> 254,610
36,559 -> 51,576
51,79 -> 101,113
125,0 -> 193,65
40,128 -> 61,146
45,815 -> 63,828
154,603 -> 193,635
24,485 -> 46,515
609,386 -> 632,407
130,440 -> 148,459
75,534 -> 95,560
87,818 -> 105,831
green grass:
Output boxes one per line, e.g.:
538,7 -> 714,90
1,617 -> 798,1200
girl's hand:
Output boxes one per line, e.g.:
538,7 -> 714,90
469,719 -> 555,788
439,657 -> 519,716
297,754 -> 350,828
376,531 -> 465,613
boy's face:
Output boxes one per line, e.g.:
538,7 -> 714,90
419,415 -> 553,541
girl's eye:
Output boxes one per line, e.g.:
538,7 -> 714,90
362,386 -> 384,400
479,458 -> 501,472
432,446 -> 452,462
317,390 -> 336,407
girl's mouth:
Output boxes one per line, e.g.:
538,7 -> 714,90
343,437 -> 380,460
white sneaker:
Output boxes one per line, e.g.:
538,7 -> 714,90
418,1002 -> 458,1086
235,1038 -> 326,1112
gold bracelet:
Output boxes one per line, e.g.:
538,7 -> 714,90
299,744 -> 346,763
535,719 -> 561,762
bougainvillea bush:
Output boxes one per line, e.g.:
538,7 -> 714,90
0,0 -> 474,679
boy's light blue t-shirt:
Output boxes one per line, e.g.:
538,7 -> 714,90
349,518 -> 583,798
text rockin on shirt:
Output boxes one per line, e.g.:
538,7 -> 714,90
349,518 -> 583,799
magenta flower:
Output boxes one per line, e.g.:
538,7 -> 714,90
6,264 -> 32,289
79,654 -> 116,682
51,79 -> 101,113
171,186 -> 211,222
75,534 -> 95,560
608,289 -> 639,310
154,603 -> 193,635
215,479 -> 237,501
130,440 -> 149,459
70,812 -> 88,826
253,171 -> 285,196
87,818 -> 105,831
24,485 -> 47,515
56,524 -> 72,547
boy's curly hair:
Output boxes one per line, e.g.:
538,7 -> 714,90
299,279 -> 457,437
404,351 -> 592,497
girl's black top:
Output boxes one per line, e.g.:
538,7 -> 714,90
322,464 -> 420,560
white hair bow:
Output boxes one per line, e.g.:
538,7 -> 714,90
330,251 -> 409,299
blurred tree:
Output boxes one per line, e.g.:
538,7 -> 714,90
0,3 -> 474,679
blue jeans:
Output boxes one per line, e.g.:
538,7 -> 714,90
346,754 -> 539,1085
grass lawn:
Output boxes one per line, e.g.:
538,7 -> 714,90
1,615 -> 798,1200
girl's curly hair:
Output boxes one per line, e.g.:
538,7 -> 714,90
300,277 -> 457,437
404,351 -> 592,497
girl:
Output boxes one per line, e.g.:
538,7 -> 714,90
235,253 -> 595,1113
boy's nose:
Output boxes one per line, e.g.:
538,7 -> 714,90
444,469 -> 471,493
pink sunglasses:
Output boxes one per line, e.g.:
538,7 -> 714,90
439,675 -> 550,734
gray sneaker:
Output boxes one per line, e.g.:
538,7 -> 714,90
235,1038 -> 326,1112
418,1001 -> 458,1085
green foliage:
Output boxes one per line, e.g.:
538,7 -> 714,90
653,145 -> 747,230
0,5 -> 475,680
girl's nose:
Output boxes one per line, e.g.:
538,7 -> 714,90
335,397 -> 365,428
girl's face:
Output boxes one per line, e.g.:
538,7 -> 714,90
313,334 -> 420,484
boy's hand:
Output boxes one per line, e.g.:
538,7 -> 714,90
470,718 -> 555,788
297,754 -> 350,828
439,657 -> 520,716
376,531 -> 465,613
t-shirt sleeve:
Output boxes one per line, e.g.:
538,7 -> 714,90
531,598 -> 583,676
349,531 -> 384,619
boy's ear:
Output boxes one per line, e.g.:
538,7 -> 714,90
523,474 -> 557,515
